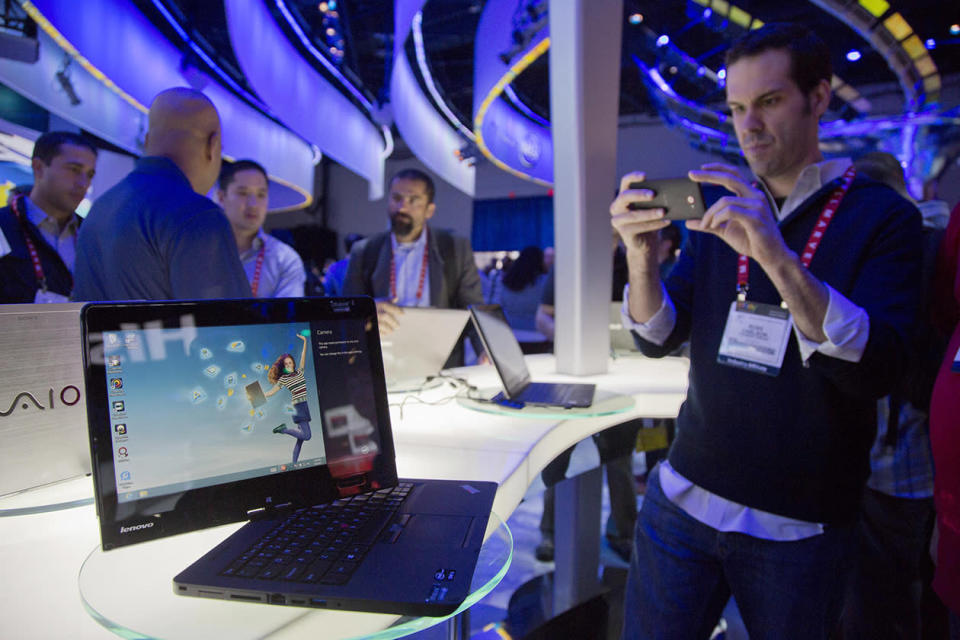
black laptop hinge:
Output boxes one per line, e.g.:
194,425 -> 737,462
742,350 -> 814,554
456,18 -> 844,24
247,501 -> 294,521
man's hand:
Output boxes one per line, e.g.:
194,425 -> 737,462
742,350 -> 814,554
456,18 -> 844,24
610,171 -> 671,263
611,172 -> 671,324
687,163 -> 791,270
689,163 -> 829,342
375,299 -> 403,335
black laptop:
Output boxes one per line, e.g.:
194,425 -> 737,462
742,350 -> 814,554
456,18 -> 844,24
81,297 -> 497,617
469,305 -> 595,408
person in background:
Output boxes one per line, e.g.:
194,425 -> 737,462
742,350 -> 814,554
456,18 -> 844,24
840,151 -> 948,639
489,245 -> 547,339
613,23 -> 921,637
73,87 -> 250,301
0,131 -> 97,303
324,233 -> 365,297
930,200 -> 960,639
342,168 -> 483,331
215,159 -> 305,298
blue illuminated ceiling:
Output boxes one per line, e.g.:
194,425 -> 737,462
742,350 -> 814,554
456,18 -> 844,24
132,0 -> 958,182
140,1 -> 958,127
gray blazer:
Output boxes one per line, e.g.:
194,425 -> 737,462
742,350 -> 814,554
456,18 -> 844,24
342,227 -> 483,309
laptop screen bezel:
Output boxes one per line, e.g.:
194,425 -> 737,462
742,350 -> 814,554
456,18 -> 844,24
468,304 -> 532,398
82,297 -> 399,550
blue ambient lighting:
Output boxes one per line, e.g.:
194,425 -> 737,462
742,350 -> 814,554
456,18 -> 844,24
846,49 -> 862,62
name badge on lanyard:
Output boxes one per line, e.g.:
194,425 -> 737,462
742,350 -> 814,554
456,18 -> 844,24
717,165 -> 857,377
718,301 -> 792,376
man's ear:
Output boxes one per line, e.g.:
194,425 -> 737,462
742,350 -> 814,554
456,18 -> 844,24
811,78 -> 831,118
31,157 -> 46,180
214,189 -> 225,205
206,130 -> 220,162
425,202 -> 436,220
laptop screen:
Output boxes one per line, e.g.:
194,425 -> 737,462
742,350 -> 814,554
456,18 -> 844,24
102,321 -> 331,504
469,305 -> 531,397
83,298 -> 399,549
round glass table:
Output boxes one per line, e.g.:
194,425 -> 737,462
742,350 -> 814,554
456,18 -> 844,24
457,388 -> 635,420
78,512 -> 512,640
0,475 -> 94,517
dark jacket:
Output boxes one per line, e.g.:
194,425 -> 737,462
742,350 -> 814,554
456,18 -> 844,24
342,227 -> 483,309
0,202 -> 76,302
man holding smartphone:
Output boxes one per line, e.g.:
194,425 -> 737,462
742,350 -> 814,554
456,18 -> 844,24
612,23 -> 922,637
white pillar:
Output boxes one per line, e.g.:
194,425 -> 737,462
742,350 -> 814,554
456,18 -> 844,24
549,0 -> 623,375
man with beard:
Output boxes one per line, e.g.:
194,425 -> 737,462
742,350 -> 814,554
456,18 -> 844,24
612,23 -> 922,637
342,168 -> 483,331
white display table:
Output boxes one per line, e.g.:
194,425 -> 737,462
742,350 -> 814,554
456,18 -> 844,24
0,354 -> 689,639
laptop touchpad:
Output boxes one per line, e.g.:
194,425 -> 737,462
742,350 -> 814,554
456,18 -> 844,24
402,515 -> 473,547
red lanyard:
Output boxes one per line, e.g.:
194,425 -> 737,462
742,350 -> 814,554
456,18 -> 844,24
9,195 -> 54,291
389,230 -> 429,303
737,165 -> 856,302
250,243 -> 266,296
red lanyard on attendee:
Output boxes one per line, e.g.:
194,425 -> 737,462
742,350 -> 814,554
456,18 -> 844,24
389,230 -> 429,303
9,194 -> 59,292
250,243 -> 266,296
737,165 -> 856,303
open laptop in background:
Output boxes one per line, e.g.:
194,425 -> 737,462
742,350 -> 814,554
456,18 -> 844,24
469,305 -> 595,408
379,307 -> 469,391
0,303 -> 90,495
82,297 -> 496,617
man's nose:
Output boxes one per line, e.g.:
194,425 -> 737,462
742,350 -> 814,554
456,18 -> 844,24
741,107 -> 763,131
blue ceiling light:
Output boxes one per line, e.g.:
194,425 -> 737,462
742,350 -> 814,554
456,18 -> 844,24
628,13 -> 643,25
717,68 -> 726,80
703,8 -> 712,19
925,38 -> 936,49
950,24 -> 959,35
846,49 -> 862,61
656,34 -> 670,47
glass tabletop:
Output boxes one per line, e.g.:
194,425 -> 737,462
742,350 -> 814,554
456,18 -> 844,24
78,512 -> 512,640
0,475 -> 94,517
457,388 -> 636,420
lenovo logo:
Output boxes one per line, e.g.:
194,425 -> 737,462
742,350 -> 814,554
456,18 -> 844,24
0,386 -> 81,417
119,522 -> 155,534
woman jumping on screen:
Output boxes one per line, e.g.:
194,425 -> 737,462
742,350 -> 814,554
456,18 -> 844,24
265,333 -> 312,463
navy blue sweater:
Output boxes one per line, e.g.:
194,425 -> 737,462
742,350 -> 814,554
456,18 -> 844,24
636,176 -> 922,524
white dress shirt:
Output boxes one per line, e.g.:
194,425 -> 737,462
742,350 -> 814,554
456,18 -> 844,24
24,195 -> 79,273
390,230 -> 432,307
240,229 -> 306,298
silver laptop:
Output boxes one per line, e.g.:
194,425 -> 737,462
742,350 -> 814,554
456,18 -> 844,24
0,303 -> 90,495
379,307 -> 469,391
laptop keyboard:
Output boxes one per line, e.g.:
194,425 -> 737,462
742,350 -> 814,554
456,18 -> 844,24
521,382 -> 593,406
219,483 -> 413,586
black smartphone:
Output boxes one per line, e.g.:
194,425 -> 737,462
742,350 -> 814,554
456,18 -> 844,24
625,178 -> 706,220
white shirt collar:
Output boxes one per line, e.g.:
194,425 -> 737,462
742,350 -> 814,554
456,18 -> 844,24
758,157 -> 853,221
22,195 -> 79,236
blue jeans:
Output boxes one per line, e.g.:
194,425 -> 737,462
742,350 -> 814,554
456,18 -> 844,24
621,466 -> 855,640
